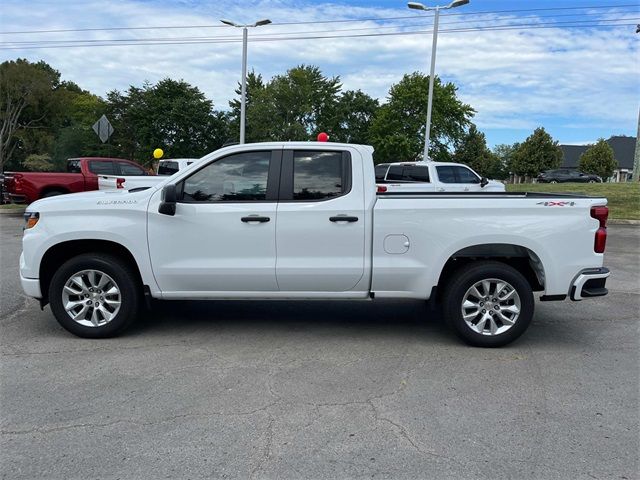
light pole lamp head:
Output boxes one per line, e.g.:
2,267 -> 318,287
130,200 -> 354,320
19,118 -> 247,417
408,2 -> 427,10
253,19 -> 272,27
220,19 -> 240,27
448,0 -> 469,8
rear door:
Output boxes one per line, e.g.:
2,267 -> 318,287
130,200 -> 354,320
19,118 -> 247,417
275,149 -> 366,292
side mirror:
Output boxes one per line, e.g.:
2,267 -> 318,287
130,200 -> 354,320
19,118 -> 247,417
158,184 -> 177,216
480,177 -> 489,188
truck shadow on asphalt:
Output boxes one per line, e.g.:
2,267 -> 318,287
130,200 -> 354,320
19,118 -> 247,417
119,298 -> 595,348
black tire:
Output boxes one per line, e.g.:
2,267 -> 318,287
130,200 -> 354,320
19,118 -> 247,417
42,190 -> 66,198
49,254 -> 140,338
442,261 -> 534,347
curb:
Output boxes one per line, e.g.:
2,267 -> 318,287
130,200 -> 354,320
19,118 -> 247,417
609,219 -> 640,225
0,207 -> 26,216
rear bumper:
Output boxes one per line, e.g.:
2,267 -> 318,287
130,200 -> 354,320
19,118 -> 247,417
570,267 -> 610,301
7,193 -> 28,204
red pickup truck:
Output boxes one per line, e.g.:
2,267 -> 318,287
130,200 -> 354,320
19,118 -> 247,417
3,157 -> 152,204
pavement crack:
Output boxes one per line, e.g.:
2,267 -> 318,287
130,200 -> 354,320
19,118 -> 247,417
2,404 -> 279,437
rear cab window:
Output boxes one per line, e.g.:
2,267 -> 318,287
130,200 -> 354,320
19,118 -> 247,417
67,160 -> 81,173
375,164 -> 389,182
386,166 -> 404,181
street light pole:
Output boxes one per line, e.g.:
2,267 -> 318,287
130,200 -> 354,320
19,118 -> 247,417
424,7 -> 440,162
221,18 -> 272,144
240,27 -> 248,145
408,0 -> 469,161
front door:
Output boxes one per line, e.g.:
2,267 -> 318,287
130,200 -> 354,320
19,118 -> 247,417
275,149 -> 366,292
436,165 -> 482,192
147,149 -> 281,294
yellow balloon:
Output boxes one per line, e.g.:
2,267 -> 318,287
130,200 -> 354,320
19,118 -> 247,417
153,148 -> 164,159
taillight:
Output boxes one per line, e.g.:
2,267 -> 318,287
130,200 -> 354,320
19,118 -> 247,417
13,174 -> 23,192
116,177 -> 126,189
377,185 -> 387,193
590,206 -> 608,253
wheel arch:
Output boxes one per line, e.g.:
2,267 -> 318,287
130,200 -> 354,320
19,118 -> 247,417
435,243 -> 545,300
39,186 -> 70,198
39,239 -> 144,306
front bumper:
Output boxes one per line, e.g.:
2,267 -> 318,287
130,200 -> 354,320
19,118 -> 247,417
570,267 -> 610,301
20,274 -> 42,299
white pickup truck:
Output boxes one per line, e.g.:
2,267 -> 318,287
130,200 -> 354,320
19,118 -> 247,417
98,158 -> 199,191
375,161 -> 505,192
20,142 -> 610,347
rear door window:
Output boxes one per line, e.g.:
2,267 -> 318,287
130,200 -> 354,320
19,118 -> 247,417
292,151 -> 348,201
88,160 -> 116,175
403,166 -> 430,182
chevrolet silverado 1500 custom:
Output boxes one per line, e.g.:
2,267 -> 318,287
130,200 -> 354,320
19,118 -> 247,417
20,142 -> 610,347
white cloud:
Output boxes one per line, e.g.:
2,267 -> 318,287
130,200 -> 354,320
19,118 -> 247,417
1,0 -> 638,143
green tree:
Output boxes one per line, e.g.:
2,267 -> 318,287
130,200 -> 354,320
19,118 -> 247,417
22,153 -> 54,171
511,127 -> 562,177
369,73 -> 474,163
330,90 -> 379,144
578,139 -> 618,179
229,71 -> 272,142
107,79 -> 226,164
493,143 -> 519,180
231,65 -> 342,142
0,59 -> 62,171
452,124 -> 501,177
50,82 -> 109,168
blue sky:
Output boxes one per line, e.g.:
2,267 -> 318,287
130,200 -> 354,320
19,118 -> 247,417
1,0 -> 638,147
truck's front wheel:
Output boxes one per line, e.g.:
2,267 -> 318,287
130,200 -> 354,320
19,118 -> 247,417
443,261 -> 534,347
49,254 -> 139,338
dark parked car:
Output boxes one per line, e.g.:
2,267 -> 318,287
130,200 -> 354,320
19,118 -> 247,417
537,169 -> 602,184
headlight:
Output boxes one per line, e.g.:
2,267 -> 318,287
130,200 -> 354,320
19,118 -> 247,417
23,211 -> 39,230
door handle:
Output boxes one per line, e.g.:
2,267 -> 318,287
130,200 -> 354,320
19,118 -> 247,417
241,215 -> 270,223
330,215 -> 359,223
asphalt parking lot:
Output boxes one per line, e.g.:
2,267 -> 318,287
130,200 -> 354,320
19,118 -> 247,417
1,213 -> 638,480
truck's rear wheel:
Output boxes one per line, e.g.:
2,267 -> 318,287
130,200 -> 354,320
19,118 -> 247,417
49,254 -> 139,338
442,261 -> 534,347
